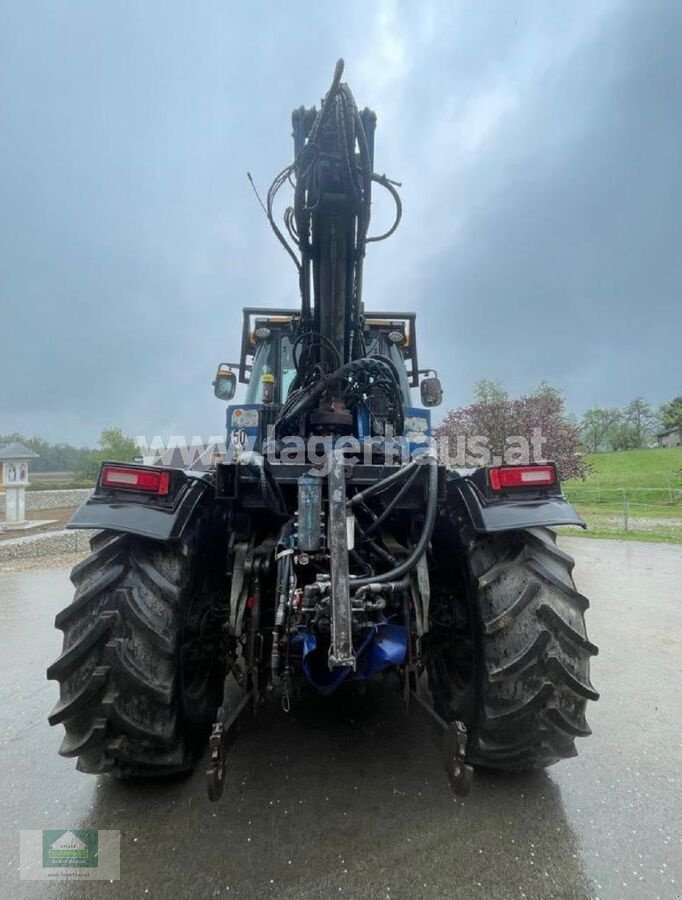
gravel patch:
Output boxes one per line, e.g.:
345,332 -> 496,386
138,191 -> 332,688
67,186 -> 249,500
0,529 -> 95,564
0,488 -> 91,514
0,506 -> 78,541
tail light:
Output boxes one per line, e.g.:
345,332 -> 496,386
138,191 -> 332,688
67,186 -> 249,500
489,465 -> 556,491
100,465 -> 171,496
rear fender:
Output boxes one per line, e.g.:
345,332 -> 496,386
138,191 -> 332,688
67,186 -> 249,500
446,468 -> 585,535
68,464 -> 212,541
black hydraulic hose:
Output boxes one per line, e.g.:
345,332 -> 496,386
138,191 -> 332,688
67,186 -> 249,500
307,59 -> 345,145
354,520 -> 398,567
371,353 -> 403,387
275,356 -> 400,430
354,576 -> 411,602
350,454 -> 438,589
349,548 -> 373,576
260,465 -> 288,517
348,458 -> 420,507
363,465 -> 421,537
366,174 -> 402,243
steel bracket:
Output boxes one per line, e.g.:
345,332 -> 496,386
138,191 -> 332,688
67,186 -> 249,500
410,687 -> 474,797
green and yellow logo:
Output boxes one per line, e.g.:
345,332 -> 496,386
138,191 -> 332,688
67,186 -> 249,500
42,830 -> 98,868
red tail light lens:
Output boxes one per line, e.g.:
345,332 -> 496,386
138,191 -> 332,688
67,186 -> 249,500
489,465 -> 556,491
101,465 -> 170,496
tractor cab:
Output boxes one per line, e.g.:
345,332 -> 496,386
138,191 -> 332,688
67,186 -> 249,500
214,307 -> 433,409
212,307 -> 441,452
241,310 -> 300,406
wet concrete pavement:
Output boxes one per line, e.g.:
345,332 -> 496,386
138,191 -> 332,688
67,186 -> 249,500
1,537 -> 680,899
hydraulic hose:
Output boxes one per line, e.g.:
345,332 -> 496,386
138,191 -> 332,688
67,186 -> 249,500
354,520 -> 399,567
348,457 -> 420,507
350,453 -> 438,589
275,355 -> 402,432
363,465 -> 421,537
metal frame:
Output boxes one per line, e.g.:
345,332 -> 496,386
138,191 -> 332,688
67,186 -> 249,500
365,311 -> 419,387
238,307 -> 300,384
237,307 -> 421,388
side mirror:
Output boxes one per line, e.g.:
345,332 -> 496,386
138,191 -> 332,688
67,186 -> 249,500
213,364 -> 236,401
420,375 -> 443,408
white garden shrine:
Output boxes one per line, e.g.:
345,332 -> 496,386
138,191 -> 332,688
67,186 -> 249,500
0,442 -> 39,529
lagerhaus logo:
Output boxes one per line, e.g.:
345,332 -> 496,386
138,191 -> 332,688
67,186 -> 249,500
42,830 -> 98,868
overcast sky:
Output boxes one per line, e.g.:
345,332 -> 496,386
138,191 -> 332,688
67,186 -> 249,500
1,0 -> 680,445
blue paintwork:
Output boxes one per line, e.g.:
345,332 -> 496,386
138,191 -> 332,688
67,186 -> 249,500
224,402 -> 431,458
292,623 -> 408,695
402,406 -> 432,456
355,405 -> 371,441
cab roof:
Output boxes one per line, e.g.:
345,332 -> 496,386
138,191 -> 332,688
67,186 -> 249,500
238,307 -> 419,387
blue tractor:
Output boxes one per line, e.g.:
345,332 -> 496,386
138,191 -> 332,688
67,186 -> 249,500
48,61 -> 597,799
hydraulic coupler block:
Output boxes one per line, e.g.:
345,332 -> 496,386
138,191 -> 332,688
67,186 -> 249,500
297,473 -> 323,552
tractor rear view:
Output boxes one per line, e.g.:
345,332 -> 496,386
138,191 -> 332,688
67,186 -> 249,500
48,61 -> 598,799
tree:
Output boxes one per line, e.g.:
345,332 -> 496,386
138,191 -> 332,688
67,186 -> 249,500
532,381 -> 564,403
623,397 -> 657,448
608,421 -> 639,451
466,379 -> 513,462
435,380 -> 589,480
78,428 -> 138,479
473,379 -> 508,405
581,408 -> 622,453
98,428 -> 138,461
660,395 -> 682,431
514,383 -> 588,479
0,432 -> 93,473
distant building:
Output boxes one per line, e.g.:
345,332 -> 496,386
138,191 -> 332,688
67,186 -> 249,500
657,426 -> 682,448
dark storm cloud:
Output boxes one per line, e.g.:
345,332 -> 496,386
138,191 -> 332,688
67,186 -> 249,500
0,0 -> 679,443
407,0 -> 682,416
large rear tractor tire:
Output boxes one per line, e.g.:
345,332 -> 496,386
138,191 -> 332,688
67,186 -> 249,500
47,529 -> 221,778
428,527 -> 598,770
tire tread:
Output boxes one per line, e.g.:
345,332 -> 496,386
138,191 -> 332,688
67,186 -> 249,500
48,532 -> 192,778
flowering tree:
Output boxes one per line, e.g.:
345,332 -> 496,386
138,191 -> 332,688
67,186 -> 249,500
434,380 -> 589,480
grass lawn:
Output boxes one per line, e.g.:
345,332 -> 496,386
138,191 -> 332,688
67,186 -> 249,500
559,447 -> 682,544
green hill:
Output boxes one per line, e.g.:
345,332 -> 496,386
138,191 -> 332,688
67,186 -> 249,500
561,447 -> 682,544
567,446 -> 682,495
